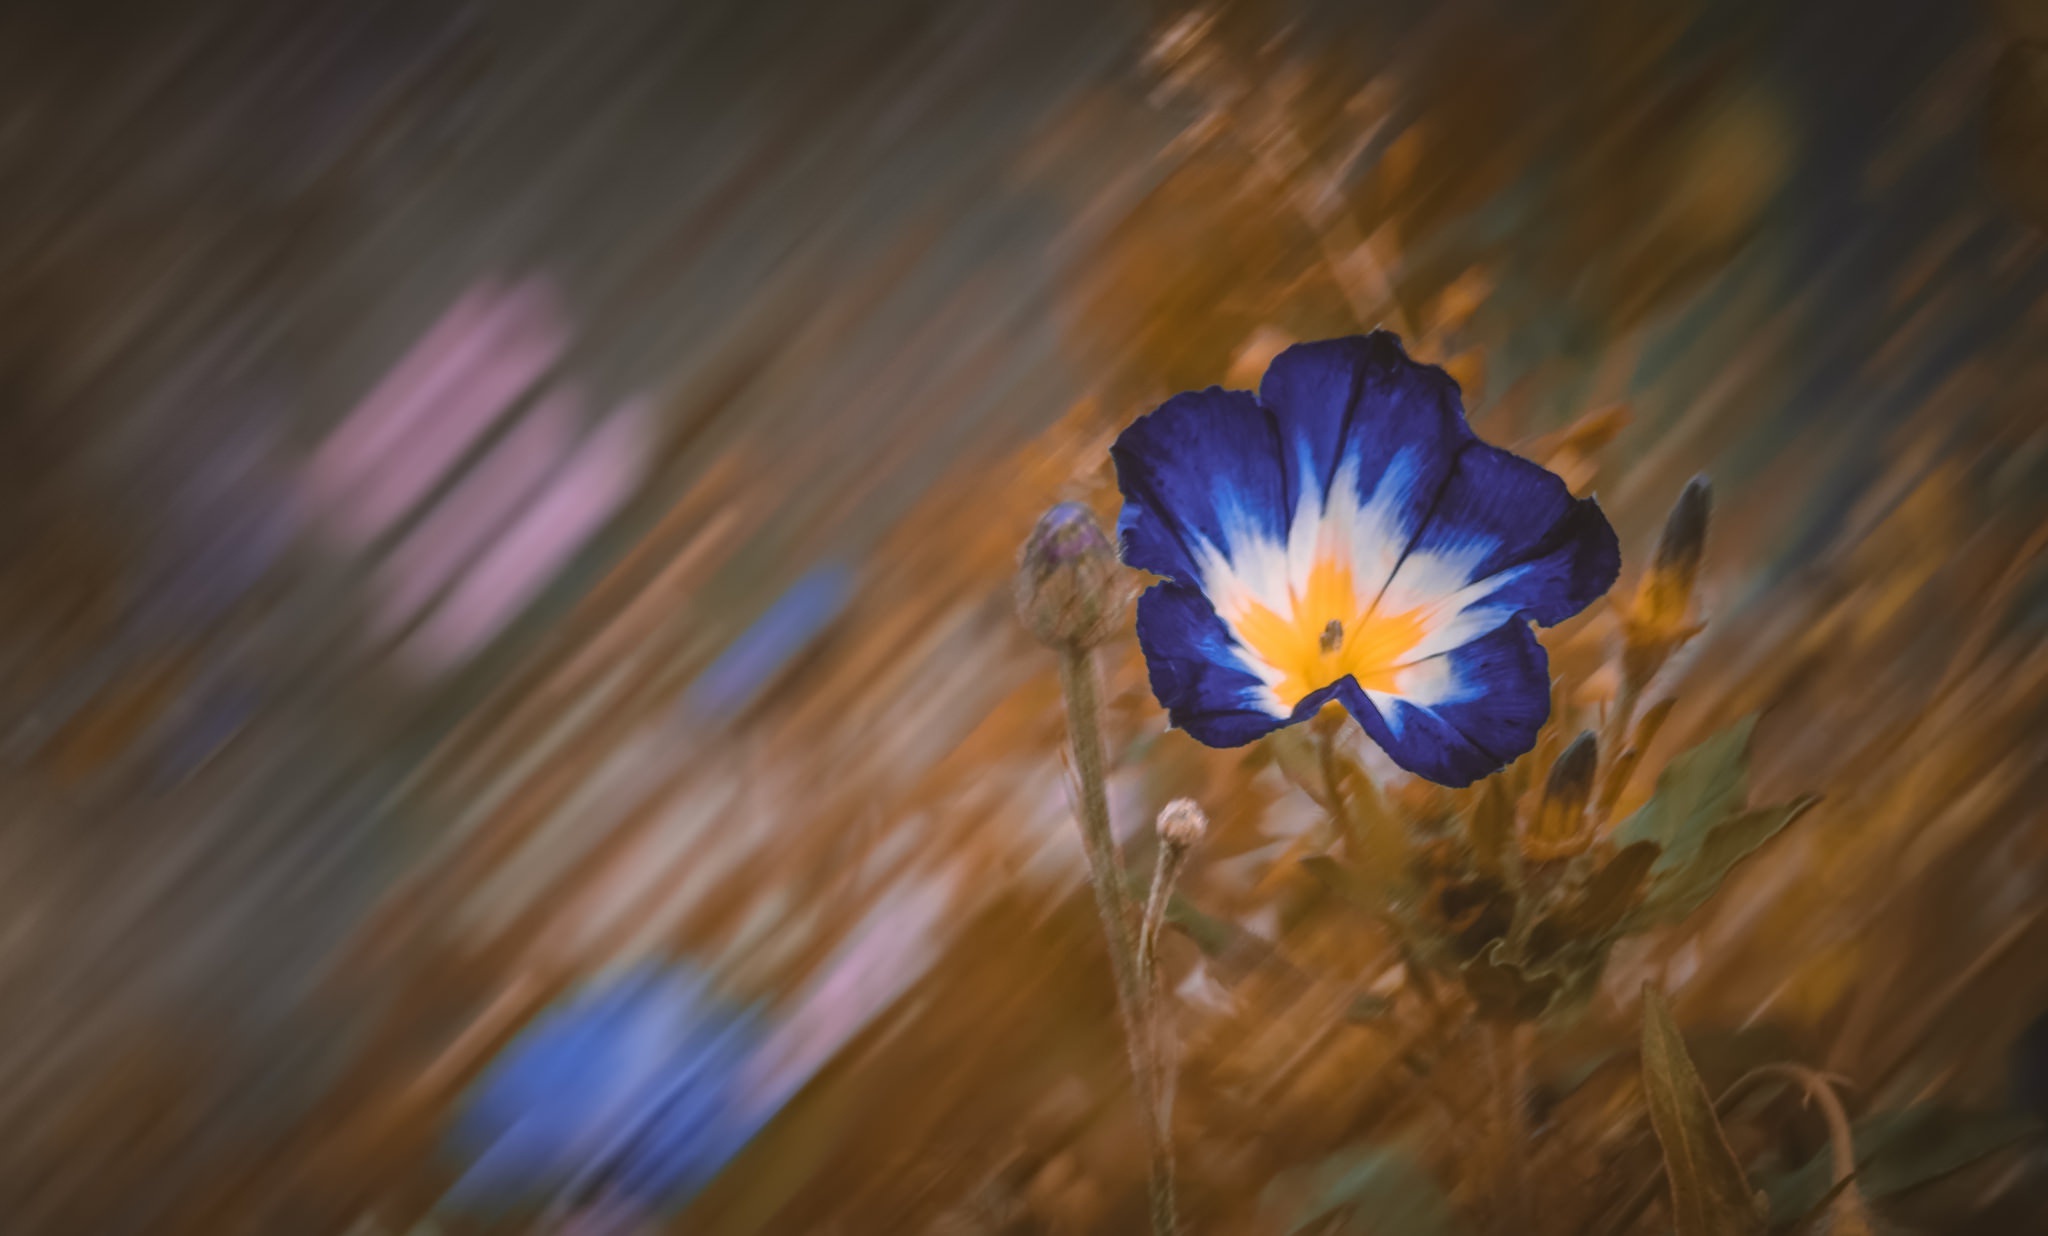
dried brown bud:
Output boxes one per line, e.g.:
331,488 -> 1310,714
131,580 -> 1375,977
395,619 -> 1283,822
1015,503 -> 1130,650
1156,797 -> 1209,849
1526,730 -> 1597,861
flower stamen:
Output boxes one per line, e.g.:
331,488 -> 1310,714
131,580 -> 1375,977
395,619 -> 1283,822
1225,550 -> 1430,712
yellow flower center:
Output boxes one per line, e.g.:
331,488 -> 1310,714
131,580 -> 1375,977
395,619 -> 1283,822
1229,553 -> 1428,712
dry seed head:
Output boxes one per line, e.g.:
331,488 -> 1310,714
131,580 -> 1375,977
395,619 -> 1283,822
1156,798 -> 1209,849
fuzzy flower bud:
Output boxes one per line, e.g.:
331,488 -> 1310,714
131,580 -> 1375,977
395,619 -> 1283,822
1156,797 -> 1209,850
1015,502 -> 1130,650
1525,730 -> 1598,862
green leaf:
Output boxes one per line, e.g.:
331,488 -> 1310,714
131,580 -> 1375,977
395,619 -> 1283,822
1346,993 -> 1396,1023
1461,940 -> 1563,1024
1640,986 -> 1767,1236
1612,717 -> 1817,929
1162,891 -> 1245,958
1759,1105 -> 2043,1226
1266,1144 -> 1471,1236
1527,840 -> 1662,961
1269,727 -> 1339,804
1632,799 -> 1817,926
1613,717 -> 1758,861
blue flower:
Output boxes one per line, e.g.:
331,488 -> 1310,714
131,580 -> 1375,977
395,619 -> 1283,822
444,963 -> 768,1217
1111,332 -> 1619,786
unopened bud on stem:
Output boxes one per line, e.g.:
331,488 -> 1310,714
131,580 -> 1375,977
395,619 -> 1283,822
1623,476 -> 1713,693
1141,798 -> 1209,989
1526,731 -> 1597,862
1156,797 -> 1209,850
1016,502 -> 1132,650
1642,475 -> 1711,627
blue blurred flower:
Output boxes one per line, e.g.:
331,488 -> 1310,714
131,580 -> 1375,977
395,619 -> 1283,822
685,561 -> 856,721
445,963 -> 769,1218
1111,332 -> 1619,786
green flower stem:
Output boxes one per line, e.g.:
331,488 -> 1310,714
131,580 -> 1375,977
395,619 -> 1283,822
1057,644 -> 1178,1236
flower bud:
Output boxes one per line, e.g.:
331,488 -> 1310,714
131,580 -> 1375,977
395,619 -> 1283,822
1641,475 -> 1711,629
1624,477 -> 1711,690
1525,730 -> 1597,862
1156,797 -> 1209,849
1015,502 -> 1131,650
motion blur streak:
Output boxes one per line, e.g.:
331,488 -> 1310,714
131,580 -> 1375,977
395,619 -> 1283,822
1,0 -> 2046,1233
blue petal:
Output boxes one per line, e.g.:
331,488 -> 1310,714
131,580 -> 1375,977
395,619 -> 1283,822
1342,624 -> 1552,787
1395,440 -> 1620,633
1111,387 -> 1287,585
605,1019 -> 761,1206
446,966 -> 762,1212
453,974 -> 665,1163
1258,332 -> 1472,543
1134,582 -> 1289,746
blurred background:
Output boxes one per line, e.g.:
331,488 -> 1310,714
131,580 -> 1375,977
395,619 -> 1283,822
3,0 -> 2047,1232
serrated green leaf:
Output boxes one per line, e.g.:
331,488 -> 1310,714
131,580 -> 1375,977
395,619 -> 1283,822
1266,1144 -> 1471,1236
1640,986 -> 1767,1236
1759,1104 -> 2043,1226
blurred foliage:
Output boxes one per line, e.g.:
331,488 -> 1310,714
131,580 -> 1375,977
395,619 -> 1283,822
1,0 -> 2047,1234
1264,1144 -> 1466,1236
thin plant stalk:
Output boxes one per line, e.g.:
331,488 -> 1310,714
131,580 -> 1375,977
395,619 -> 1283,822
1140,802 -> 1204,1136
1487,1020 -> 1533,1235
1317,720 -> 1356,840
1138,845 -> 1183,994
1057,645 -> 1178,1235
1600,678 -> 1641,782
